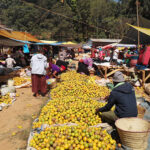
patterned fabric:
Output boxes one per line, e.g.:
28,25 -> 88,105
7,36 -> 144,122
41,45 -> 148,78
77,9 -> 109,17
32,74 -> 47,94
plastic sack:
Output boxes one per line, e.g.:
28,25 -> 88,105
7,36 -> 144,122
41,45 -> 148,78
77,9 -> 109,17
1,86 -> 10,96
8,86 -> 16,93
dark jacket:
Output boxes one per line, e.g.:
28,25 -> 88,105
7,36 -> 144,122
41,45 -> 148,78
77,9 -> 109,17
77,62 -> 89,75
99,82 -> 138,118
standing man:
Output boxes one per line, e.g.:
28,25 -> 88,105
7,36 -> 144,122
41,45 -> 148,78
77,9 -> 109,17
96,71 -> 138,125
5,55 -> 16,69
30,50 -> 48,97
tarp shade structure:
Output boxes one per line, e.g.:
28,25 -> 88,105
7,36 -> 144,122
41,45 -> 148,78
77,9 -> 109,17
60,41 -> 82,48
41,40 -> 57,44
61,41 -> 76,45
50,42 -> 64,46
0,36 -> 26,46
127,24 -> 150,36
34,42 -> 50,45
0,30 -> 41,43
120,16 -> 150,45
33,41 -> 64,46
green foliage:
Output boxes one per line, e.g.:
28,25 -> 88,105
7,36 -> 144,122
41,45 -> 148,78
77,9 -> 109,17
0,0 -> 150,42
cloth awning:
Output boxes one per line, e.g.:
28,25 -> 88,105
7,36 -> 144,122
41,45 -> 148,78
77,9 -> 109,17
0,30 -> 41,43
127,24 -> 150,36
40,40 -> 57,44
120,16 -> 150,45
60,43 -> 82,48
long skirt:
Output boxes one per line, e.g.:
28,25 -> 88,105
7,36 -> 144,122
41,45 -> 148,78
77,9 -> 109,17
32,74 -> 47,94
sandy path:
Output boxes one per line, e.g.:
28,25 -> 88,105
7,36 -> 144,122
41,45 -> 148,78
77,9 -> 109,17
0,88 -> 48,150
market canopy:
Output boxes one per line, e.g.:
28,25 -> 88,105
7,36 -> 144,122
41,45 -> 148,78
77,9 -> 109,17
0,30 -> 41,43
40,40 -> 57,44
61,41 -> 76,45
120,16 -> 150,45
127,24 -> 150,36
60,43 -> 82,48
60,41 -> 82,48
0,36 -> 26,46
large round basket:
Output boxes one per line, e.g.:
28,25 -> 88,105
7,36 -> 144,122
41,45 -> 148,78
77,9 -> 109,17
115,117 -> 150,150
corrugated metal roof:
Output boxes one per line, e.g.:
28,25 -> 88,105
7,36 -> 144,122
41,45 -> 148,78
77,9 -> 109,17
0,30 -> 41,42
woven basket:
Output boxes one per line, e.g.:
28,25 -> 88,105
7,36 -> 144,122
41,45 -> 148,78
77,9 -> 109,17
115,117 -> 150,150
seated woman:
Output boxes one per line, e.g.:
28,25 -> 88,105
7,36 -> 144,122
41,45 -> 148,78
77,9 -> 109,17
77,59 -> 90,75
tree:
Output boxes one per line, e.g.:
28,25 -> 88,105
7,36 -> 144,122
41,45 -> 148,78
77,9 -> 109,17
0,0 -> 149,41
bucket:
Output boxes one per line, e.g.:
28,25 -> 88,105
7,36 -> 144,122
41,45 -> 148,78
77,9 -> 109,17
115,117 -> 150,150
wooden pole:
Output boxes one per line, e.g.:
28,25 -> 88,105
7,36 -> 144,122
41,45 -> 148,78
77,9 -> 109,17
96,0 -> 98,38
136,0 -> 140,51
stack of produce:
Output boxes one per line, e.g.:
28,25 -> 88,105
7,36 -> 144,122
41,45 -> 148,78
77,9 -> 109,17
0,93 -> 19,105
51,71 -> 110,99
13,77 -> 30,86
30,126 -> 116,150
30,71 -> 116,150
0,93 -> 12,104
33,96 -> 106,129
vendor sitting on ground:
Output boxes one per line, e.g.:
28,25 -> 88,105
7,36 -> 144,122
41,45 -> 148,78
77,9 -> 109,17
77,59 -> 90,75
96,71 -> 138,126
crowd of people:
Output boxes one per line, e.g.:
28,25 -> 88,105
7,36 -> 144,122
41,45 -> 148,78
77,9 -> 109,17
89,45 -> 150,68
0,43 -> 143,131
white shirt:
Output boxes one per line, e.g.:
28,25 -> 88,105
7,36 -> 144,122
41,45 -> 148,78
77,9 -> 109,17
5,58 -> 16,68
113,49 -> 119,59
30,54 -> 48,75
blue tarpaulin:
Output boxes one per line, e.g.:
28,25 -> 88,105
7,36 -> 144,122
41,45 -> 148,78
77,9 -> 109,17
50,42 -> 64,46
33,42 -> 64,46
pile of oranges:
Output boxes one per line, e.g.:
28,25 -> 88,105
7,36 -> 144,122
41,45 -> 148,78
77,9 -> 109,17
33,96 -> 106,129
30,126 -> 116,150
30,71 -> 116,150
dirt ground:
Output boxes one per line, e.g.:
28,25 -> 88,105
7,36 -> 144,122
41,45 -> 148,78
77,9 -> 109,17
0,87 -> 48,150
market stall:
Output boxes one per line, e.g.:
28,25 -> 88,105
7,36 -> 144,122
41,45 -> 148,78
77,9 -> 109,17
123,66 -> 150,86
94,62 -> 124,79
